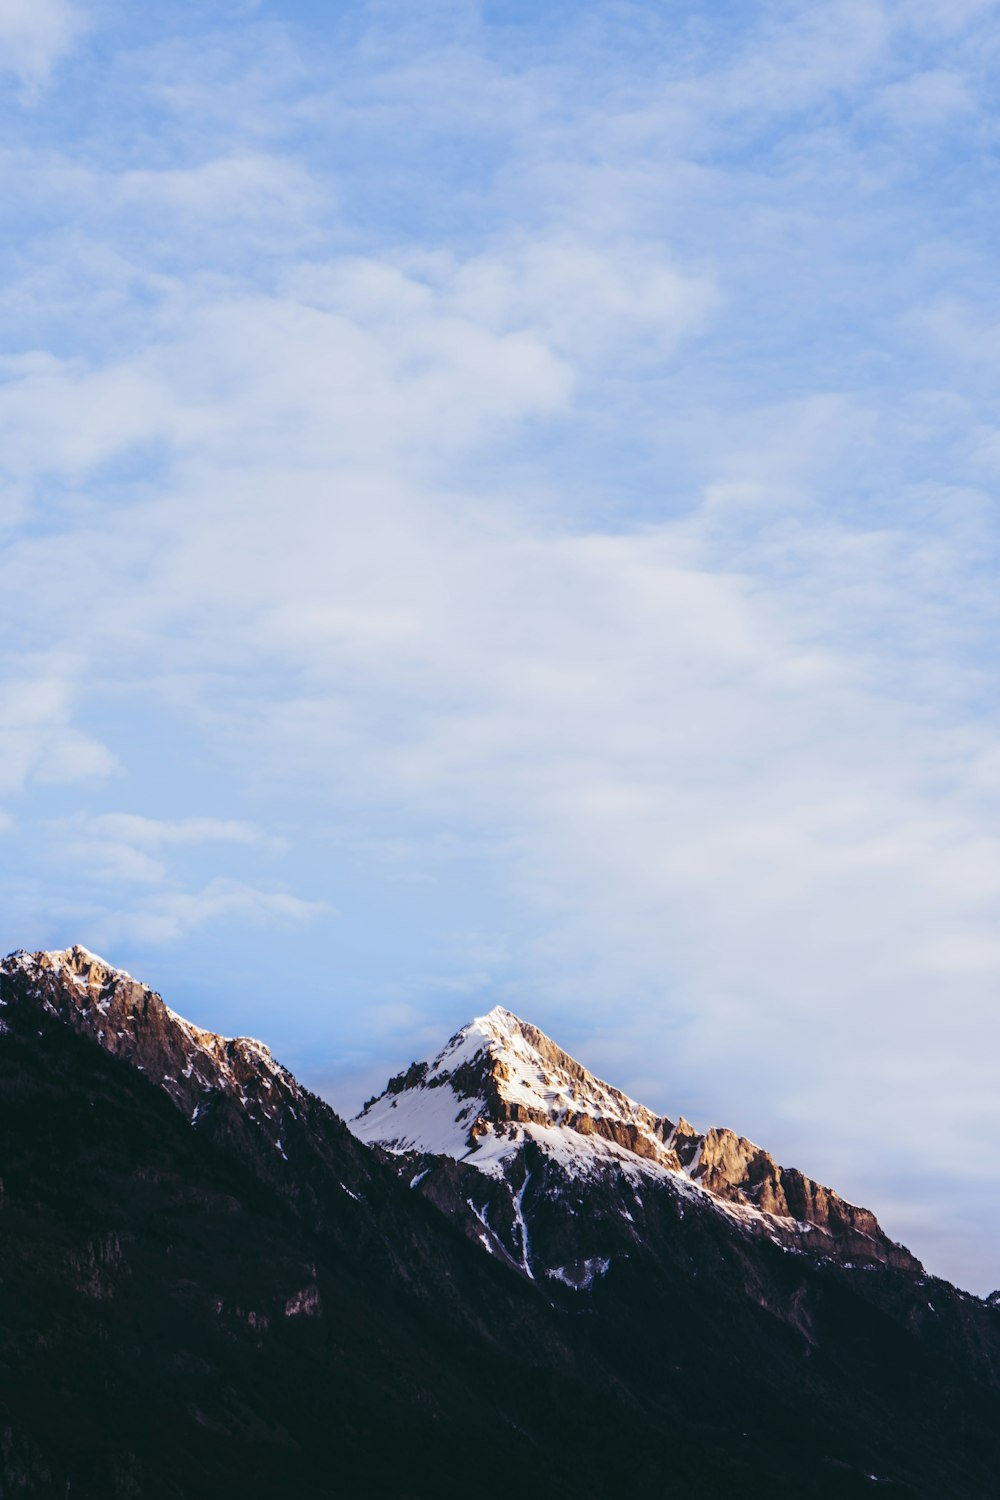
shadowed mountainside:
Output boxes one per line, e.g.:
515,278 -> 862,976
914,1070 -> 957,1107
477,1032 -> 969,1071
2,947 -> 1000,1499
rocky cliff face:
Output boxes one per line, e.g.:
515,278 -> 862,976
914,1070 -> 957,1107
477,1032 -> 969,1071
0,945 -> 392,1198
352,1004 -> 918,1277
2,945 -> 303,1136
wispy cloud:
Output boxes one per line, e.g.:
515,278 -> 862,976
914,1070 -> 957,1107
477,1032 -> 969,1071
0,0 -> 84,96
62,812 -> 273,850
0,672 -> 116,793
2,0 -> 1000,1289
43,813 -> 281,886
44,878 -> 330,948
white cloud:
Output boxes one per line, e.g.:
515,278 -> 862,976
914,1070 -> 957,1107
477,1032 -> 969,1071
894,0 -> 1000,36
45,815 -> 277,888
106,879 -> 330,946
73,813 -> 269,850
0,0 -> 83,93
875,68 -> 976,127
3,0 -> 1000,1290
0,671 -> 116,794
419,239 -> 716,361
37,877 -> 330,948
0,265 -> 575,485
115,155 -> 319,222
682,0 -> 892,118
0,351 -> 169,479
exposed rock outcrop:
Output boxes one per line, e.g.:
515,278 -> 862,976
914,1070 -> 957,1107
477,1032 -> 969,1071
353,1004 -> 920,1274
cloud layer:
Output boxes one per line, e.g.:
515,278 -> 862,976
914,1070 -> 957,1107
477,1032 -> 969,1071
0,0 -> 82,92
2,0 -> 1000,1290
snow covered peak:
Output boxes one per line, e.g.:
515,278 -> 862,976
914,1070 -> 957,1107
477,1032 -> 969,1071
473,1003 -> 527,1037
4,943 -> 132,984
421,1004 -> 524,1080
350,1003 -> 920,1275
352,1005 -> 688,1173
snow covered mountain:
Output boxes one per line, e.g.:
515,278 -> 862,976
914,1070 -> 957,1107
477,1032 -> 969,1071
0,945 -> 664,1497
5,943 -> 1000,1499
352,1004 -> 919,1282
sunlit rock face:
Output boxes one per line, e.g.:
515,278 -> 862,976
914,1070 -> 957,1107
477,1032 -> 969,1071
0,945 -> 394,1245
352,1004 -> 921,1280
3,944 -> 299,1129
0,945 -> 340,1184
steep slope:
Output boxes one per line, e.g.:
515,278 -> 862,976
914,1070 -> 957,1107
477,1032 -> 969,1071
1,945 -> 320,1161
353,1002 -> 1000,1500
352,1004 -> 917,1279
6,947 -> 753,1499
0,948 -> 597,1325
0,954 -> 662,1499
5,947 -> 1000,1499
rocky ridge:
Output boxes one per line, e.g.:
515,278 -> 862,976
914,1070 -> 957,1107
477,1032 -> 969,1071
2,946 -> 304,1148
352,1004 -> 919,1278
1,950 -> 916,1278
0,945 -> 387,1220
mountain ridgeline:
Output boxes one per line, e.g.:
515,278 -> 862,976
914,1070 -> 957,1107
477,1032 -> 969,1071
2,945 -> 1000,1500
352,1004 -> 919,1279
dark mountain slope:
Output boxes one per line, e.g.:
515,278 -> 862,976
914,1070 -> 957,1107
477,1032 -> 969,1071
2,949 -> 1000,1498
0,963 -> 683,1499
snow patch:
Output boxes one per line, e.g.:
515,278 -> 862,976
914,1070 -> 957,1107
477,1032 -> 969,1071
548,1257 -> 611,1290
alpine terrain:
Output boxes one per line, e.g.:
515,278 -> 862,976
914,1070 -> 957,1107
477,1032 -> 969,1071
2,946 -> 1000,1499
352,1005 -> 919,1280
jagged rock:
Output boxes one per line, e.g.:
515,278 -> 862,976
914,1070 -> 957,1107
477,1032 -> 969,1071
352,1004 -> 920,1277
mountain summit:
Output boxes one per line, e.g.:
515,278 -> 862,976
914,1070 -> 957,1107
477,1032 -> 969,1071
354,1003 -> 691,1164
353,1004 -> 918,1278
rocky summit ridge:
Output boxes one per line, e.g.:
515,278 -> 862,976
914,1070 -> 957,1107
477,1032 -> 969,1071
2,945 -> 302,1146
0,950 -> 917,1276
352,1003 -> 920,1276
0,944 -> 384,1216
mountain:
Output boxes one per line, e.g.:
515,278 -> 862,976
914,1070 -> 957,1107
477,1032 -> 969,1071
351,1004 -> 918,1281
0,947 -> 681,1499
3,946 -> 1000,1500
353,1003 -> 1000,1498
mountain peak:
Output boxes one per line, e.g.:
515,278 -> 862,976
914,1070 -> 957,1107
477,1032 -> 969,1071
6,943 -> 132,984
0,945 -> 300,1165
477,1002 -> 522,1026
5,944 -> 275,1059
352,1005 -> 920,1275
354,1006 -> 691,1169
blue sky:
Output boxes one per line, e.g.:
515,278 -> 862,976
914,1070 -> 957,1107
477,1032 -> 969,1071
3,0 -> 1000,1290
